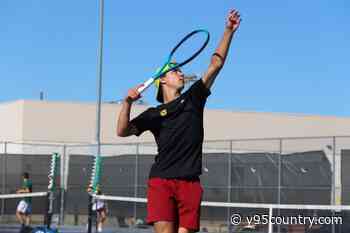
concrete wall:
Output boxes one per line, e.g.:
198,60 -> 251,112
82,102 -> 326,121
0,100 -> 23,142
1,100 -> 349,145
204,110 -> 350,140
20,100 -> 152,144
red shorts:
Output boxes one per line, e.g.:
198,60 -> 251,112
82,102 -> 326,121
147,177 -> 203,231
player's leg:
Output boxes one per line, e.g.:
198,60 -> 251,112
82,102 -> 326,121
154,221 -> 177,233
97,210 -> 107,232
176,179 -> 203,233
147,178 -> 178,233
16,211 -> 24,225
98,210 -> 107,223
24,203 -> 32,226
16,200 -> 27,225
178,227 -> 196,233
24,214 -> 31,226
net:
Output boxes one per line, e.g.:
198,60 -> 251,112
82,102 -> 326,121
0,192 -> 48,225
91,194 -> 350,233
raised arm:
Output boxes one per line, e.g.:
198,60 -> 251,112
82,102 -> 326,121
202,9 -> 241,89
116,87 -> 141,137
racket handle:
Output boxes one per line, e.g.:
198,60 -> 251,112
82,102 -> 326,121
137,78 -> 155,93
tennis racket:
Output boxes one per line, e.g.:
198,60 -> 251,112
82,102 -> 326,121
137,29 -> 210,93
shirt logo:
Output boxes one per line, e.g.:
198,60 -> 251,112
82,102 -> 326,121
160,109 -> 167,117
180,99 -> 185,104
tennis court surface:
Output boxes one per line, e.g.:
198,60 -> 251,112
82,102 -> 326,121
0,225 -> 154,233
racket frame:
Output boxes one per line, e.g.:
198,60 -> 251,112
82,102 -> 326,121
137,29 -> 210,93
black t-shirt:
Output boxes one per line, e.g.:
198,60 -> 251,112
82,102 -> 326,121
130,79 -> 211,179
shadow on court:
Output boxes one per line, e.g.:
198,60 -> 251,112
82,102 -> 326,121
0,225 -> 154,233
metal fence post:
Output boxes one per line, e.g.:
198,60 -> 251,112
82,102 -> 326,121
268,207 -> 273,233
277,139 -> 282,233
332,136 -> 336,205
278,139 -> 282,205
1,141 -> 7,218
332,136 -> 336,233
227,140 -> 232,232
134,143 -> 139,220
59,144 -> 67,225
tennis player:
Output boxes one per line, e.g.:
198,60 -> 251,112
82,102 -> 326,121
16,172 -> 33,229
117,9 -> 241,233
87,186 -> 107,232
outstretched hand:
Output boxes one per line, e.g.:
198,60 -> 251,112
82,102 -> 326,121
226,9 -> 241,32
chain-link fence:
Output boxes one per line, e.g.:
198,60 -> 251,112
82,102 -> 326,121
1,136 -> 350,231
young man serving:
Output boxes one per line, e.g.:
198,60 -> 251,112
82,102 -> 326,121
117,9 -> 241,233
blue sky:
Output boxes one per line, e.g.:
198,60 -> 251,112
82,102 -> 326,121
1,0 -> 349,116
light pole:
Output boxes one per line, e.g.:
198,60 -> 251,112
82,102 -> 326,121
95,0 -> 104,165
88,0 -> 104,233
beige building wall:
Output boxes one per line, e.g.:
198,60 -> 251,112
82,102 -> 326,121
19,100 -> 151,144
1,100 -> 350,144
205,110 -> 350,140
0,100 -> 24,142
